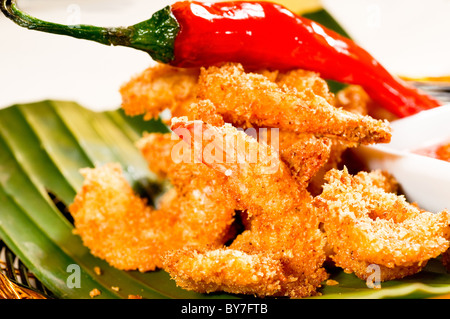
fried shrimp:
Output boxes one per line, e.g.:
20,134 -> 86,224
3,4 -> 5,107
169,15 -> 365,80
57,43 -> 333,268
164,248 -> 286,297
197,63 -> 391,145
314,168 -> 450,281
168,117 -> 328,298
334,85 -> 370,116
120,63 -> 200,120
69,133 -> 237,272
276,131 -> 332,188
120,63 -> 390,146
72,58 -> 448,299
185,99 -> 333,188
306,85 -> 374,194
274,68 -> 335,105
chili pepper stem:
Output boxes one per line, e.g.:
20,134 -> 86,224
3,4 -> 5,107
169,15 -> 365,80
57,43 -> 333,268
0,0 -> 179,63
1,0 -> 128,46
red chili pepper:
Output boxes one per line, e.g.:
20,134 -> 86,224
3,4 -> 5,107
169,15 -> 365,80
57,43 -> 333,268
1,0 -> 441,117
170,1 -> 441,117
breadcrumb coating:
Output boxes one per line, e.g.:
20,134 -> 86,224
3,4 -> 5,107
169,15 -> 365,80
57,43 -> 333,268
314,168 -> 450,281
275,68 -> 335,105
335,85 -> 370,116
185,100 -> 333,189
120,63 -> 381,196
277,131 -> 332,188
137,132 -> 240,243
184,99 -> 225,127
169,118 -> 328,298
69,144 -> 237,271
120,63 -> 199,120
163,248 -> 286,297
197,63 -> 391,145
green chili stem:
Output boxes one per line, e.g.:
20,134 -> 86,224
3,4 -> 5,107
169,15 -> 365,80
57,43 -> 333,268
1,0 -> 179,63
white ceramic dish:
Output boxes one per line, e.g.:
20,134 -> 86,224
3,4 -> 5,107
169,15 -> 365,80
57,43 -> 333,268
352,104 -> 450,213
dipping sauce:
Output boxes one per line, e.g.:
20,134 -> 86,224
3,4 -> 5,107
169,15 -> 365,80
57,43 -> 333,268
413,140 -> 450,162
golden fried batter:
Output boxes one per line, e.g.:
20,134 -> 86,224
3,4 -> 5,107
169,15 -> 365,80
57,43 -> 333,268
275,68 -> 335,105
306,139 -> 347,196
120,63 -> 200,120
314,168 -> 450,281
335,85 -> 370,116
186,100 -> 333,189
168,117 -> 328,298
307,85 -> 374,194
197,63 -> 391,145
184,99 -> 225,127
120,63 -> 380,195
69,133 -> 237,271
277,131 -> 332,188
164,248 -> 286,297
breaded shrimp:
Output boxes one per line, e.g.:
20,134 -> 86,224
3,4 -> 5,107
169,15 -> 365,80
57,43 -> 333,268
275,68 -> 335,105
120,63 -> 389,146
307,85 -> 374,194
273,70 -> 344,191
197,63 -> 391,145
276,131 -> 332,188
186,99 -> 333,188
335,85 -> 370,116
164,248 -> 286,297
306,139 -> 347,196
137,131 -> 242,220
69,134 -> 237,271
184,99 -> 225,127
120,63 -> 200,120
168,117 -> 328,298
187,70 -> 369,195
314,168 -> 450,281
